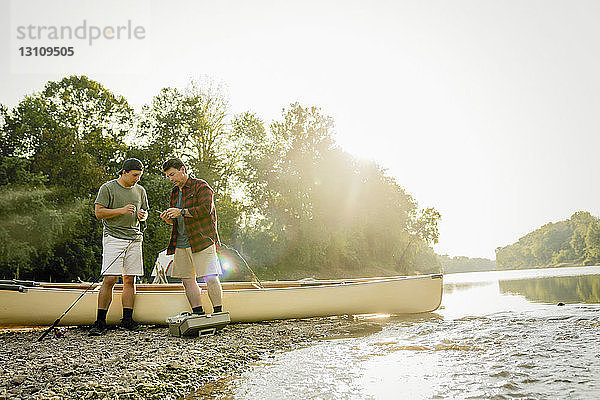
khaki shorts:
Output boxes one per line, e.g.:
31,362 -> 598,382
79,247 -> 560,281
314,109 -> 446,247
102,235 -> 143,276
172,245 -> 222,279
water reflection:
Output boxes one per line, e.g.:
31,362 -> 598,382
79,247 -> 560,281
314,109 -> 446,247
193,267 -> 600,399
500,275 -> 600,304
443,280 -> 493,294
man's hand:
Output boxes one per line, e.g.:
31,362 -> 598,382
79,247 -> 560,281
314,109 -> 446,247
164,207 -> 183,219
159,210 -> 174,225
138,209 -> 148,221
120,204 -> 136,215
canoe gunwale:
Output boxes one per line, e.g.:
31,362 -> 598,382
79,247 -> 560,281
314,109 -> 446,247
0,284 -> 28,293
16,274 -> 444,294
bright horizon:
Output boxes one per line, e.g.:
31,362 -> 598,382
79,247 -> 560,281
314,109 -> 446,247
2,0 -> 600,260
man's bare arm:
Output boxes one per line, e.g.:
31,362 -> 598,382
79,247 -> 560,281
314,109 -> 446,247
95,203 -> 135,219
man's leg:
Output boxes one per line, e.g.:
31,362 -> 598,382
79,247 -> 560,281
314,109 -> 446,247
97,275 -> 118,310
89,276 -> 118,336
121,275 -> 136,309
204,274 -> 223,312
118,236 -> 143,330
119,275 -> 140,331
182,278 -> 203,311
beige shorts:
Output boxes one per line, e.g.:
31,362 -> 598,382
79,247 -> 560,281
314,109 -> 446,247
102,235 -> 143,276
172,245 -> 222,279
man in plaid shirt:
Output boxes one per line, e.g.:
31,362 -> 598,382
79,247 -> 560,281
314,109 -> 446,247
159,158 -> 223,315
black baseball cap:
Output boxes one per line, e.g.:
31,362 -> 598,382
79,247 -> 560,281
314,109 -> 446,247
120,158 -> 144,173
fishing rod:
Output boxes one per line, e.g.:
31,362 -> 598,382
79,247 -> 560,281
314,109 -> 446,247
37,222 -> 147,342
218,243 -> 263,289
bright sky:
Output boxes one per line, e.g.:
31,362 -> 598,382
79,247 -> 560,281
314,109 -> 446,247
2,0 -> 600,259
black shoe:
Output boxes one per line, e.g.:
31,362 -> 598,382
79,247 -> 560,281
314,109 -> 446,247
118,318 -> 141,331
88,320 -> 107,336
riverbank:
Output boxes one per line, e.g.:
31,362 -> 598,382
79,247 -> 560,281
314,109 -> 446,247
0,318 -> 383,400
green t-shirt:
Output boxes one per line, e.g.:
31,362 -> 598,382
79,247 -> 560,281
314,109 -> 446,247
94,179 -> 149,241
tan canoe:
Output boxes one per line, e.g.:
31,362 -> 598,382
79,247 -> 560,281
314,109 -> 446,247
0,274 -> 443,327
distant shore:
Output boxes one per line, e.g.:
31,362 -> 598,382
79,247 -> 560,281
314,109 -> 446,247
0,318 -> 382,400
444,263 -> 590,274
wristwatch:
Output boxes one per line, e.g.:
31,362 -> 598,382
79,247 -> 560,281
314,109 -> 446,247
180,208 -> 186,217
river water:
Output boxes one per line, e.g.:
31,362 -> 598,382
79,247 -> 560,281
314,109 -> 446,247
200,266 -> 600,399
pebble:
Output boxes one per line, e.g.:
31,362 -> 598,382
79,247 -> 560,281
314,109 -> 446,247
11,376 -> 26,385
0,318 -> 376,399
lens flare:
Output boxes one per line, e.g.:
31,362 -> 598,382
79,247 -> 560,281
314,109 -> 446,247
221,261 -> 232,271
218,252 -> 239,280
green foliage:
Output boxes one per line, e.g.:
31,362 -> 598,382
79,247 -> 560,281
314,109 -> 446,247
141,78 -> 240,194
438,254 -> 496,273
31,201 -> 103,282
215,193 -> 243,245
0,186 -> 95,280
2,76 -> 131,197
584,218 -> 600,265
0,156 -> 46,186
0,104 -> 20,157
232,103 -> 441,278
411,242 -> 442,275
0,75 -> 442,281
496,211 -> 600,268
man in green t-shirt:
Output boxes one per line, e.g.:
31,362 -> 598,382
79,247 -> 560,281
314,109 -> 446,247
89,158 -> 149,336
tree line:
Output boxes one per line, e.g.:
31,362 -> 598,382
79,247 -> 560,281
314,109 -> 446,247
0,75 -> 442,282
495,211 -> 600,268
499,275 -> 600,303
437,255 -> 496,274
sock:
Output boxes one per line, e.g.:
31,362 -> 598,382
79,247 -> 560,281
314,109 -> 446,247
213,305 -> 222,313
122,307 -> 134,321
97,309 -> 108,323
192,306 -> 204,315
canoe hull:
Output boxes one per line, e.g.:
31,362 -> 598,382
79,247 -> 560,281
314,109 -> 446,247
0,275 -> 443,326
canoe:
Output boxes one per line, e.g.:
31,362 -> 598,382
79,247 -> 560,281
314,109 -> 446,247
0,274 -> 443,327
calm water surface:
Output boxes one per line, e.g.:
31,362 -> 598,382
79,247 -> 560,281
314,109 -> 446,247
200,266 -> 600,399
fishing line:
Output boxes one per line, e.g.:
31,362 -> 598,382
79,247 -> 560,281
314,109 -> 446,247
37,220 -> 147,342
218,243 -> 263,289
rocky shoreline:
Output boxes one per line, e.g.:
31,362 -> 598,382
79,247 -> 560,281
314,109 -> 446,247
0,318 -> 382,399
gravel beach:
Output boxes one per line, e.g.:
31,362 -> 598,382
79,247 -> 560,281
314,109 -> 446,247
0,318 -> 383,400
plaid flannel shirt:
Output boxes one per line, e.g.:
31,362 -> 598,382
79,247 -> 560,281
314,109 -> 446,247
166,176 -> 220,255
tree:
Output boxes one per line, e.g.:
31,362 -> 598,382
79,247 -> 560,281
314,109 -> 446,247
495,211 -> 600,268
141,79 -> 244,249
1,75 -> 445,281
0,156 -> 46,187
570,211 -> 595,262
585,219 -> 600,265
234,103 -> 441,277
237,103 -> 336,230
395,207 -> 441,273
0,104 -> 20,157
2,76 -> 132,196
0,187 -> 92,280
141,78 -> 239,193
